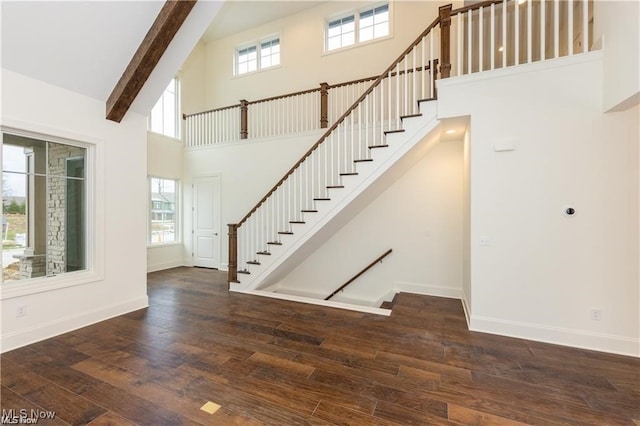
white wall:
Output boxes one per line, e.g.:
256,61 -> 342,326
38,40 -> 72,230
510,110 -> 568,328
182,131 -> 323,269
462,126 -> 471,319
1,70 -> 148,352
200,1 -> 456,109
595,1 -> 639,112
438,52 -> 639,356
180,41 -> 207,116
275,139 -> 464,306
147,132 -> 184,272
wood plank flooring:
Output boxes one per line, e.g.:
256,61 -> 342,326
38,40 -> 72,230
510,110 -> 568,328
1,267 -> 638,425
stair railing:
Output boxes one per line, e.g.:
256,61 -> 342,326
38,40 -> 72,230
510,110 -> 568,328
228,11 -> 445,284
325,249 -> 393,300
227,0 -> 595,285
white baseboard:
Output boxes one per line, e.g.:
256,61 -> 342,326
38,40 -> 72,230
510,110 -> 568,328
393,281 -> 462,299
234,288 -> 391,316
460,287 -> 471,326
470,315 -> 640,358
0,295 -> 149,353
147,260 -> 184,273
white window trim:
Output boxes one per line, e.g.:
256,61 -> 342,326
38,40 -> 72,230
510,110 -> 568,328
147,176 -> 180,246
148,77 -> 181,140
324,2 -> 393,54
234,34 -> 281,77
0,122 -> 105,300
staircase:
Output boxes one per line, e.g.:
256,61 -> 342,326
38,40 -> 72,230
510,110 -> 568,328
230,100 -> 440,293
222,0 -> 594,302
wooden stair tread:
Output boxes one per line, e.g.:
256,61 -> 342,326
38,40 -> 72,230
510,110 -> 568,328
314,198 -> 331,201
400,113 -> 422,120
266,241 -> 282,245
237,270 -> 250,275
354,159 -> 373,163
340,172 -> 358,176
289,221 -> 305,224
326,185 -> 344,189
384,129 -> 405,135
246,261 -> 260,265
301,209 -> 318,213
256,251 -> 271,255
369,144 -> 389,149
278,231 -> 293,235
417,97 -> 437,103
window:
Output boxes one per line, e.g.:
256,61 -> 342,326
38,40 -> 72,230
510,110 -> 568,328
235,36 -> 280,75
2,133 -> 88,283
327,15 -> 355,50
326,3 -> 390,51
149,177 -> 178,244
149,78 -> 180,139
359,4 -> 389,42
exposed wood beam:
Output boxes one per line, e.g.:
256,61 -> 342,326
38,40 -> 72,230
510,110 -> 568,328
106,0 -> 197,123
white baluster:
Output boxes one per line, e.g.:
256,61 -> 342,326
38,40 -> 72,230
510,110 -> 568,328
541,0 -> 546,60
515,0 -> 520,65
479,7 -> 484,72
467,10 -> 472,73
502,0 -> 507,67
568,0 -> 573,55
490,4 -> 495,70
582,0 -> 588,53
457,15 -> 463,75
429,30 -> 434,97
527,0 -> 532,63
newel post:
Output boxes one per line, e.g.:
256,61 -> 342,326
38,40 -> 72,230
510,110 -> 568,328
228,224 -> 238,286
438,4 -> 452,79
320,82 -> 329,129
240,100 -> 248,139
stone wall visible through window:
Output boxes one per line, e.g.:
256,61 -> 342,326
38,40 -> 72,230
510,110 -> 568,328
2,133 -> 87,283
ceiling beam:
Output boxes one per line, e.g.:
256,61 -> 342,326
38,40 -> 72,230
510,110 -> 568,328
106,0 -> 197,123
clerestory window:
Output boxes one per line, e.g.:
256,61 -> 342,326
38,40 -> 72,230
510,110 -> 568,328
235,36 -> 280,75
326,3 -> 390,52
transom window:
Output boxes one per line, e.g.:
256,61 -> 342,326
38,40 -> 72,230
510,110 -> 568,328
149,177 -> 178,245
149,78 -> 180,139
326,3 -> 390,51
235,36 -> 280,76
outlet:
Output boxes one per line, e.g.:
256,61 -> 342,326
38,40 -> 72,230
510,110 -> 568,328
479,237 -> 490,247
16,304 -> 27,317
590,309 -> 602,321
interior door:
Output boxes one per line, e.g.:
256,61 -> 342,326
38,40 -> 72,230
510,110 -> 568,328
192,176 -> 220,268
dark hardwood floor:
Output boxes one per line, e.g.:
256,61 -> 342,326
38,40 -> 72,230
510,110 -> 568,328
1,267 -> 638,425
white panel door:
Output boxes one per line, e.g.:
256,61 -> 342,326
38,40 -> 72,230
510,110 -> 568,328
193,176 -> 220,268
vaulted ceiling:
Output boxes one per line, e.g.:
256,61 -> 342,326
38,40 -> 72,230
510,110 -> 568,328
1,1 -> 222,117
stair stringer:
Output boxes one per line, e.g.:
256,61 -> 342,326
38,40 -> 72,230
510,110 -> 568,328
230,100 -> 441,294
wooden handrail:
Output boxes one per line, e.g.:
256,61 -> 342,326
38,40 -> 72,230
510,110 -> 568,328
184,64 -> 437,119
248,87 -> 322,105
184,103 -> 240,119
324,249 -> 393,300
237,15 -> 441,227
451,0 -> 506,16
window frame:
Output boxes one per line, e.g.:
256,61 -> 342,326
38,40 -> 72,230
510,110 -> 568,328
148,77 -> 181,140
234,35 -> 281,76
0,124 -> 103,300
325,2 -> 391,53
147,176 -> 180,246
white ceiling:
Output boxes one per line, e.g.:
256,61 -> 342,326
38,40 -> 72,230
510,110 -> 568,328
0,0 -> 320,117
1,1 -> 223,116
1,1 -> 164,103
202,1 -> 323,41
